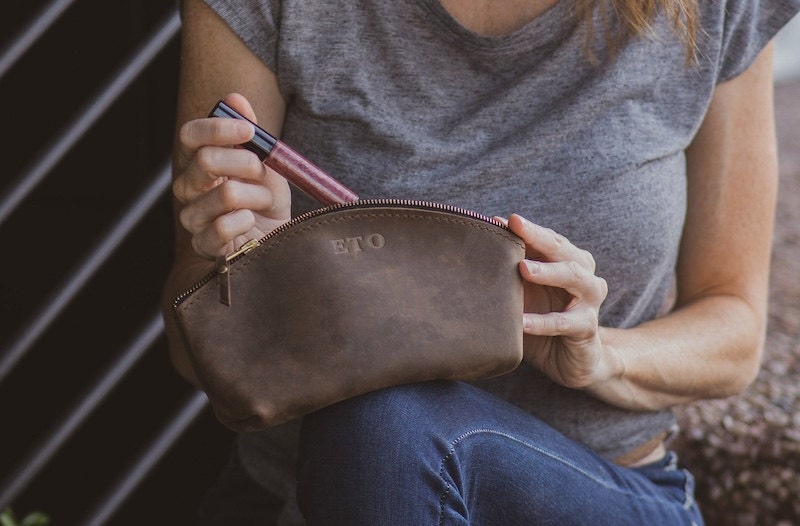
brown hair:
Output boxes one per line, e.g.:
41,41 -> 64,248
577,0 -> 700,63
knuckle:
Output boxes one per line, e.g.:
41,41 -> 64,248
213,209 -> 255,241
194,147 -> 217,173
579,248 -> 596,271
259,188 -> 276,213
178,206 -> 194,231
190,235 -> 209,259
178,121 -> 195,147
216,180 -> 239,210
596,276 -> 609,298
212,214 -> 235,240
245,151 -> 264,175
240,208 -> 256,227
566,260 -> 584,282
172,177 -> 186,203
546,228 -> 564,245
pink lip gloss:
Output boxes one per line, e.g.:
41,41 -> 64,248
209,100 -> 360,205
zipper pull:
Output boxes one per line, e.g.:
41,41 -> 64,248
216,254 -> 231,306
217,239 -> 261,306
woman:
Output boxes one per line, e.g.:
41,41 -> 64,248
162,0 -> 800,523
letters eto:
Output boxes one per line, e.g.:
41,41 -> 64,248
331,233 -> 387,255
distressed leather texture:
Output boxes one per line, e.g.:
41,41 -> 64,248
175,204 -> 525,432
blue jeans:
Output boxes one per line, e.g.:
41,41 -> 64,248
297,381 -> 703,525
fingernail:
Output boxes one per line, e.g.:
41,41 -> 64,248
515,214 -> 532,227
524,260 -> 539,274
237,121 -> 255,139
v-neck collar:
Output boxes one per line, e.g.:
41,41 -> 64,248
415,0 -> 576,54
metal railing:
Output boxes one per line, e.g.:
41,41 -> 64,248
0,2 -> 215,523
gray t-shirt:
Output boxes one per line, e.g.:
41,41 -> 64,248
200,0 -> 798,518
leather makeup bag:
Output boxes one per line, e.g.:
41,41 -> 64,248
172,198 -> 525,432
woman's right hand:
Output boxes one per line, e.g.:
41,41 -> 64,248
172,93 -> 292,260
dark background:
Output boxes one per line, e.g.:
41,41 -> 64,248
0,2 -> 236,523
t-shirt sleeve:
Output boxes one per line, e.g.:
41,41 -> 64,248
716,0 -> 800,83
202,0 -> 281,73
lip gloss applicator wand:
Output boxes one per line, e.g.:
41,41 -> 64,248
209,100 -> 360,205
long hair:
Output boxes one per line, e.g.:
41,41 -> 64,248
577,0 -> 700,62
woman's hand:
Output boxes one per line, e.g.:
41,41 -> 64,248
172,93 -> 292,259
505,214 -> 619,390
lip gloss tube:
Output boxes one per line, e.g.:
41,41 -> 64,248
209,100 -> 360,205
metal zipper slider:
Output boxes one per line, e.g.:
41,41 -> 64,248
217,239 -> 261,306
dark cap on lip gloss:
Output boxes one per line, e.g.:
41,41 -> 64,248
209,101 -> 278,162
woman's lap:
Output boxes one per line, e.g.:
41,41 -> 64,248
296,380 -> 703,526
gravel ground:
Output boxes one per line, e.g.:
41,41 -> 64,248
672,80 -> 800,525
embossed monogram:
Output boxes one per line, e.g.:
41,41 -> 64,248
331,233 -> 386,254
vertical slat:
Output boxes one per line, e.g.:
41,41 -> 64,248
0,0 -> 78,78
0,312 -> 164,510
80,391 -> 209,526
0,7 -> 180,226
0,161 -> 171,383
0,3 -> 198,522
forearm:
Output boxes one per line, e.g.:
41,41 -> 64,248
588,293 -> 765,411
587,44 -> 776,413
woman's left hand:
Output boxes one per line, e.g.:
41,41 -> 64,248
505,214 -> 616,390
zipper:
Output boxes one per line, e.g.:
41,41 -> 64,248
173,198 -> 508,308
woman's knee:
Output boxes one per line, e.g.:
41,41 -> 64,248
296,382 -> 464,523
299,381 -> 459,463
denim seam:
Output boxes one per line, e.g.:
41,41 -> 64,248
681,469 -> 695,511
435,427 -> 680,520
665,451 -> 679,471
667,452 -> 695,511
437,478 -> 453,526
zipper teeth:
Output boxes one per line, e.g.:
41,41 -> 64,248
235,198 -> 502,263
173,198 -> 505,308
173,272 -> 215,308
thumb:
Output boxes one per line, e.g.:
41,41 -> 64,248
222,92 -> 258,124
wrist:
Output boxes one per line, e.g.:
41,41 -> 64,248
583,327 -> 631,403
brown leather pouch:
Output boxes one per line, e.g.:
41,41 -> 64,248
173,199 -> 525,432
